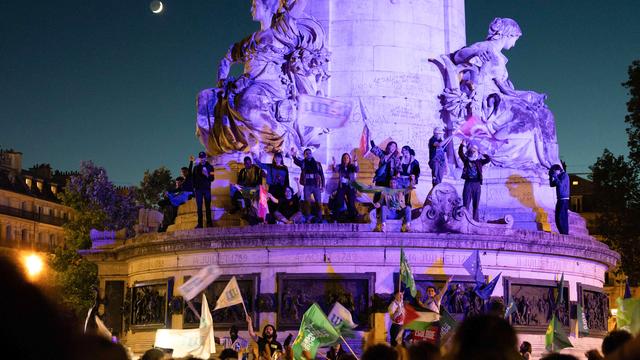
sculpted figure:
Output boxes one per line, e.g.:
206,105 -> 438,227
197,0 -> 330,155
436,18 -> 560,169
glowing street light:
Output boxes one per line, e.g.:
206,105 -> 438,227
23,253 -> 44,279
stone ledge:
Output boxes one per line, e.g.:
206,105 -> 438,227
81,225 -> 619,269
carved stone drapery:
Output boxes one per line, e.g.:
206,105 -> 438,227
277,273 -> 375,330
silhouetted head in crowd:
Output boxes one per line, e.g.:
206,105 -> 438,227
229,324 -> 239,341
487,298 -> 506,317
362,343 -> 398,360
408,341 -> 441,360
602,330 -> 633,356
244,156 -> 253,169
73,334 -> 128,360
219,348 -> 239,360
181,166 -> 189,177
272,152 -> 284,166
519,341 -> 532,355
447,314 -> 520,360
540,354 -> 578,360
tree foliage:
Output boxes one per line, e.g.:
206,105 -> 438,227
51,161 -> 138,317
137,166 -> 173,209
624,60 -> 640,166
590,60 -> 640,284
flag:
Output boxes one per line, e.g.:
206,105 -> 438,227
400,248 -> 417,297
555,273 -> 565,305
327,302 -> 358,332
475,272 -> 501,300
577,303 -> 589,336
292,303 -> 341,360
214,276 -> 244,311
358,98 -> 371,157
616,296 -> 640,336
457,115 -> 485,137
463,250 -> 484,285
178,265 -> 222,301
625,279 -> 633,299
155,294 -> 216,357
504,296 -> 516,320
403,304 -> 440,330
545,314 -> 572,352
257,185 -> 269,220
439,306 -> 458,341
359,123 -> 371,157
297,94 -> 352,128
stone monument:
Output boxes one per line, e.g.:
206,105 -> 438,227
85,2 -> 619,359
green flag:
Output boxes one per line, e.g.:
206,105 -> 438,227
545,314 -> 572,352
616,297 -> 640,336
555,273 -> 565,305
292,303 -> 341,360
400,248 -> 417,297
439,306 -> 458,341
577,303 -> 589,336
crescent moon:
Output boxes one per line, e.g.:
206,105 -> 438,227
150,1 -> 163,14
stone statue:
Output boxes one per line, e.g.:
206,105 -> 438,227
196,0 -> 330,156
433,18 -> 560,170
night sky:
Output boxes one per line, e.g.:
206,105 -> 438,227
1,0 -> 638,185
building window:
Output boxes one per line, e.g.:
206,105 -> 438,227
570,195 -> 583,213
49,234 -> 56,248
25,178 -> 32,188
6,226 -> 11,241
21,229 -> 28,242
36,181 -> 43,191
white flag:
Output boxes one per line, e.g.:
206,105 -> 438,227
154,294 -> 216,357
95,316 -> 113,340
214,276 -> 244,311
178,265 -> 222,301
327,302 -> 357,329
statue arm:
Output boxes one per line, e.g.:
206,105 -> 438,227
217,45 -> 237,84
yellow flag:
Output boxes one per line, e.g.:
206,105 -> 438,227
214,276 -> 244,310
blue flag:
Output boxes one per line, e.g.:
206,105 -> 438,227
504,295 -> 516,320
625,279 -> 633,299
475,272 -> 501,300
463,250 -> 484,285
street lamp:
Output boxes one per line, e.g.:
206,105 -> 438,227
23,253 -> 44,280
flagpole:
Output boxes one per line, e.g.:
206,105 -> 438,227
241,300 -> 249,318
340,335 -> 360,360
186,300 -> 201,321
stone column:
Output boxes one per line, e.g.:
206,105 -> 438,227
307,0 -> 466,199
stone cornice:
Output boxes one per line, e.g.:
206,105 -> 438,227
81,224 -> 620,269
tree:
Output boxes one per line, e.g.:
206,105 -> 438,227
590,150 -> 640,283
590,60 -> 640,284
623,60 -> 640,166
137,166 -> 173,209
51,161 -> 138,317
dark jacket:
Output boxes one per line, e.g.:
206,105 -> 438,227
334,163 -> 359,188
399,159 -> 420,184
371,145 -> 401,185
237,164 -> 263,187
458,144 -> 490,184
550,171 -> 570,199
192,160 -> 215,190
182,160 -> 194,193
293,156 -> 325,188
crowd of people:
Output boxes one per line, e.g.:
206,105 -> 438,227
158,127 -> 571,234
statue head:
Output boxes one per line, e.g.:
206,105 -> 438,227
251,0 -> 279,24
486,18 -> 522,41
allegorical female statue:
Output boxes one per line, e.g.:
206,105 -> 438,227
436,17 -> 560,170
196,0 -> 330,156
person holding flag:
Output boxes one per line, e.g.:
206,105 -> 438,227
388,291 -> 406,347
423,276 -> 453,313
428,127 -> 447,186
246,315 -> 283,359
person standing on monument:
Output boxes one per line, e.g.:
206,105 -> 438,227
291,148 -> 325,223
246,315 -> 283,359
423,276 -> 453,313
192,151 -> 215,228
428,127 -> 447,186
253,152 -> 289,221
331,152 -> 359,221
458,139 -> 491,222
549,163 -> 570,235
399,145 -> 420,205
388,291 -> 405,347
370,140 -> 401,203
